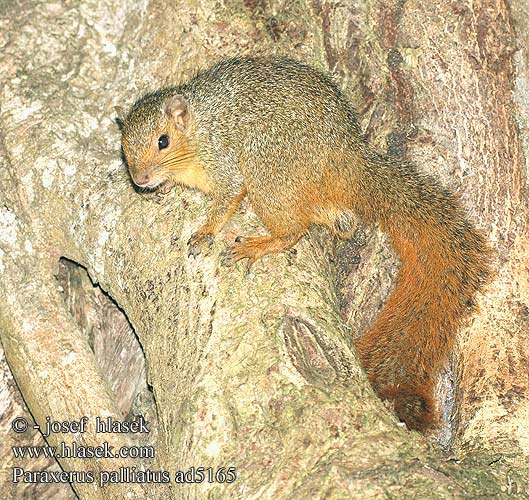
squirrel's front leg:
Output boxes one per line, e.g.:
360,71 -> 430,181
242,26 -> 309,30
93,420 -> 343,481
224,233 -> 304,265
187,187 -> 247,256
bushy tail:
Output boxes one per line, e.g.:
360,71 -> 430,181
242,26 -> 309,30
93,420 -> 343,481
354,154 -> 491,431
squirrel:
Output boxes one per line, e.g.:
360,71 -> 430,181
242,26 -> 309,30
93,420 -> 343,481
117,56 -> 491,432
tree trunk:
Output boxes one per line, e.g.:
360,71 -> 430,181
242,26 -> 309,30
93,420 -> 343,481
0,0 -> 527,498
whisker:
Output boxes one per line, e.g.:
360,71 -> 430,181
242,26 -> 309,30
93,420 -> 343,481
161,154 -> 196,167
161,159 -> 194,168
158,161 -> 192,172
166,152 -> 195,160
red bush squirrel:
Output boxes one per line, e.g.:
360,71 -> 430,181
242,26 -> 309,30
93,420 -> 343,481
118,56 -> 491,431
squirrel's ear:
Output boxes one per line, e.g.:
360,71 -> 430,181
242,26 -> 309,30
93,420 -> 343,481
114,106 -> 126,130
164,94 -> 188,130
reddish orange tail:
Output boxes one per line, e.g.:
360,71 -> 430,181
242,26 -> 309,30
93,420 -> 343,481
354,159 -> 491,431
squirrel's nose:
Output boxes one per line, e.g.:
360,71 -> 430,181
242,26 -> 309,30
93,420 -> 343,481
134,172 -> 151,186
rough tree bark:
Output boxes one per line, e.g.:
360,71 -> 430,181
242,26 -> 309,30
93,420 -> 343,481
0,0 -> 527,499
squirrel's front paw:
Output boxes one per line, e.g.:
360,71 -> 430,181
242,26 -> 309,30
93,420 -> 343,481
187,231 -> 214,257
222,237 -> 251,263
221,237 -> 259,271
220,238 -> 254,273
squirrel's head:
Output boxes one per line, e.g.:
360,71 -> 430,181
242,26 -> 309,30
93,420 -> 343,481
117,93 -> 192,190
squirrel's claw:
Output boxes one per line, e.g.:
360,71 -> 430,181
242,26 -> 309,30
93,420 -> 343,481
221,237 -> 256,270
187,231 -> 214,257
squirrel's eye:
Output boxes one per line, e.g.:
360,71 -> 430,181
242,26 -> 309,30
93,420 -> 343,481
158,135 -> 169,150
